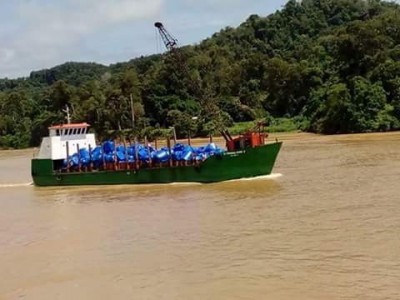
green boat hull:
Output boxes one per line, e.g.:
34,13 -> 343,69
31,142 -> 282,186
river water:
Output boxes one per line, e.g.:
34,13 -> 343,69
0,132 -> 399,300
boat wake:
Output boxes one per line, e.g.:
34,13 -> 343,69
168,173 -> 283,186
0,182 -> 33,188
227,173 -> 283,183
0,174 -> 282,189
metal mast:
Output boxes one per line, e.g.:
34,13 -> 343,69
154,22 -> 178,51
153,21 -> 216,117
153,21 -> 229,141
154,21 -> 188,81
62,105 -> 71,124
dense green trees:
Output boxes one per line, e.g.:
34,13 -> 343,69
1,0 -> 400,148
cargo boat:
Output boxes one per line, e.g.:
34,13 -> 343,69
31,122 -> 282,186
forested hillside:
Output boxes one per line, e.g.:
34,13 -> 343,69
1,0 -> 400,148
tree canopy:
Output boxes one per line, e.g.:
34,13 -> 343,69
1,0 -> 400,148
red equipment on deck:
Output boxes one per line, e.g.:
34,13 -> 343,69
222,122 -> 268,152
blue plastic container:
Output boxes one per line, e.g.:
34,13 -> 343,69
102,141 -> 115,154
116,151 -> 126,162
155,150 -> 169,162
104,154 -> 115,163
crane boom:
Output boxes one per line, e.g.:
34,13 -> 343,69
154,22 -> 178,51
154,21 -> 228,141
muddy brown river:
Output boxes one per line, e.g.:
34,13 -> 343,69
0,132 -> 399,299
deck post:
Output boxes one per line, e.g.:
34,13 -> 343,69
135,138 -> 139,170
113,139 -> 117,170
145,136 -> 152,167
102,143 -> 106,170
77,143 -> 81,172
66,141 -> 70,172
88,144 -> 92,171
172,127 -> 177,145
123,139 -> 128,170
167,137 -> 172,167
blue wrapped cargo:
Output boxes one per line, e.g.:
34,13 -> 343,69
102,141 -> 115,154
116,151 -> 126,162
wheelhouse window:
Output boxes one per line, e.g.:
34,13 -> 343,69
50,125 -> 90,137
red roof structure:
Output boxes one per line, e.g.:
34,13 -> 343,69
48,123 -> 90,130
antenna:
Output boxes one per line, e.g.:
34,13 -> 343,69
62,105 -> 71,124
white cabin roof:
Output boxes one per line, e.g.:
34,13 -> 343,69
48,123 -> 91,137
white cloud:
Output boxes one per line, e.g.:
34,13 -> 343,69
1,0 -> 163,78
0,48 -> 15,63
0,0 -> 287,78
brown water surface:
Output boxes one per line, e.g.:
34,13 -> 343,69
1,132 -> 400,299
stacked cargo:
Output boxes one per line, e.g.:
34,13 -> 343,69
64,141 -> 224,171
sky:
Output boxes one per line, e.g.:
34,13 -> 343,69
0,0 -> 287,78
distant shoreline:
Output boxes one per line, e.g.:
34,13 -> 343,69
2,130 -> 400,152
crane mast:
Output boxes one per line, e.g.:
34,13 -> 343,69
154,22 -> 178,51
154,21 -> 231,142
154,21 -> 193,90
